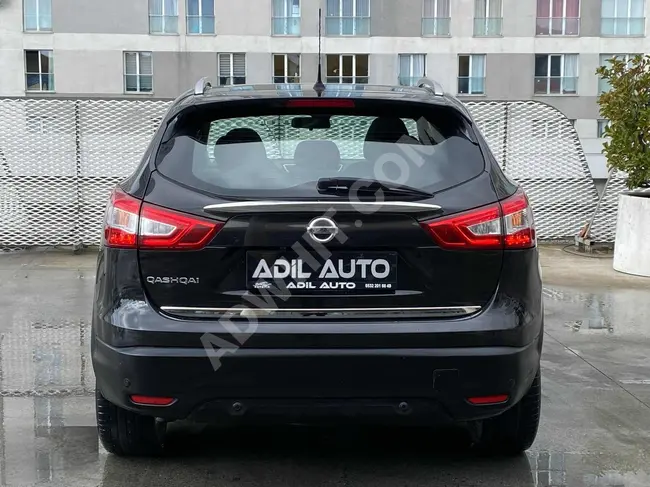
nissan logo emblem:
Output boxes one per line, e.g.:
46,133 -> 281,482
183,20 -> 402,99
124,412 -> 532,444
307,217 -> 339,244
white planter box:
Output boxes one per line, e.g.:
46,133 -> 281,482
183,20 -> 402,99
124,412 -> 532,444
613,193 -> 650,278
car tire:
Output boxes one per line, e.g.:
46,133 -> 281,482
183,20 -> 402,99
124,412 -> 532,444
96,388 -> 166,457
476,370 -> 541,455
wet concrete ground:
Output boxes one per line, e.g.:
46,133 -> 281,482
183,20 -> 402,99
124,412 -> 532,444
0,245 -> 649,486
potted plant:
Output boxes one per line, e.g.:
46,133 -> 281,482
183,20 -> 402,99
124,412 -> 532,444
597,55 -> 650,277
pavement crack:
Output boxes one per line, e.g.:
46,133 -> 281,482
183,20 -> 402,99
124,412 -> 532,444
544,331 -> 650,410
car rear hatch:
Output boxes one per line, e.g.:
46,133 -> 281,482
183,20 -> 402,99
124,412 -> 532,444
106,96 -> 534,319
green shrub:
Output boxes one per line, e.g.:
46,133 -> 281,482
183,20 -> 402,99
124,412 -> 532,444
597,55 -> 650,190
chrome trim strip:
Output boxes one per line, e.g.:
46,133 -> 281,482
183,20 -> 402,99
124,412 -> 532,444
203,201 -> 442,214
161,306 -> 481,315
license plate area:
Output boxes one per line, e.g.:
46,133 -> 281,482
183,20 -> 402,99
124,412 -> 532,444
247,251 -> 398,295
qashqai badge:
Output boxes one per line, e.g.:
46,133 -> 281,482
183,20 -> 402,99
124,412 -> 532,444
307,217 -> 339,244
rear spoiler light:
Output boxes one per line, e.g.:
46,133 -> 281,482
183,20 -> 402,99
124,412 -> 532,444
420,189 -> 536,250
285,99 -> 355,108
103,189 -> 223,250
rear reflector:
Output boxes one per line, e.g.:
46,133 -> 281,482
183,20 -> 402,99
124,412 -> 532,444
467,394 -> 509,405
420,189 -> 535,250
104,189 -> 223,250
130,395 -> 176,406
285,99 -> 355,108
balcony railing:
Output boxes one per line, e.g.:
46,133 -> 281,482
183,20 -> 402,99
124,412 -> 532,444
23,15 -> 52,32
149,15 -> 179,34
325,17 -> 370,36
473,17 -> 502,36
187,15 -> 215,34
601,17 -> 645,36
25,74 -> 55,92
422,17 -> 451,36
398,76 -> 425,87
273,76 -> 301,84
534,76 -> 578,95
457,76 -> 486,95
218,76 -> 247,86
599,78 -> 611,93
326,76 -> 370,84
536,17 -> 580,35
124,75 -> 153,93
272,16 -> 301,35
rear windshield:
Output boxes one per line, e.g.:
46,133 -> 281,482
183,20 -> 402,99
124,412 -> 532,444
155,101 -> 485,198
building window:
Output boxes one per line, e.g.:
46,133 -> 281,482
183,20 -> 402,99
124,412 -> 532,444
326,54 -> 369,84
124,52 -> 153,93
25,50 -> 54,92
597,119 -> 610,137
24,0 -> 52,32
457,54 -> 486,95
599,54 -> 636,92
534,54 -> 578,95
536,0 -> 580,35
422,0 -> 451,36
187,0 -> 214,34
218,53 -> 246,86
273,54 -> 301,83
149,0 -> 179,34
325,0 -> 370,36
601,0 -> 645,36
474,0 -> 503,36
272,0 -> 300,35
398,54 -> 426,86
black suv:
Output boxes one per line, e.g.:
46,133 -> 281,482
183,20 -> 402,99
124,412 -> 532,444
92,78 -> 543,456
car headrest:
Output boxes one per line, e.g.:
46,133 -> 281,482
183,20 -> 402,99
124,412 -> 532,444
213,128 -> 267,172
294,140 -> 341,172
216,128 -> 263,145
364,117 -> 411,160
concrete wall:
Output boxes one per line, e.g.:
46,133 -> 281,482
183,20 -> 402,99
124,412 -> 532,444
502,0 -> 537,37
581,0 -> 603,37
372,0 -> 422,37
52,0 -> 149,34
216,0 -> 271,36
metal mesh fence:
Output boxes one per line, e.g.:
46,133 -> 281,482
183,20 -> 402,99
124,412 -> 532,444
0,97 -> 613,248
588,172 -> 650,242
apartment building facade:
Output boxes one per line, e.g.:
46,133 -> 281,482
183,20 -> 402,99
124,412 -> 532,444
0,0 -> 648,180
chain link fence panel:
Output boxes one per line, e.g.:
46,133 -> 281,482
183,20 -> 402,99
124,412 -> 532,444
0,97 -> 611,249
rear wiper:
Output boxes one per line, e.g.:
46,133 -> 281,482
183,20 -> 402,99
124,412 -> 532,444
317,177 -> 433,199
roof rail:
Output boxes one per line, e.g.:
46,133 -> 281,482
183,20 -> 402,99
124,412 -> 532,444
416,77 -> 445,96
193,77 -> 212,95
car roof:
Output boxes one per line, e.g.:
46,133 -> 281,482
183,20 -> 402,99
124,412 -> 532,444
168,83 -> 473,123
170,83 -> 472,119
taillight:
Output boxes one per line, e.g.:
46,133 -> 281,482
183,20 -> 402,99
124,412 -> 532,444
104,190 -> 140,248
501,190 -> 536,249
104,189 -> 223,250
130,395 -> 176,406
420,189 -> 535,250
285,99 -> 355,108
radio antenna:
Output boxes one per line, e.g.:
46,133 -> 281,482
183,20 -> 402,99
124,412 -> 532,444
313,8 -> 325,96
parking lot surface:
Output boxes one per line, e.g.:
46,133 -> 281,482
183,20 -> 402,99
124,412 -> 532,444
0,245 -> 649,486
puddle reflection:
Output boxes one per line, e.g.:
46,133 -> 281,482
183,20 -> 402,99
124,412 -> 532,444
543,286 -> 650,337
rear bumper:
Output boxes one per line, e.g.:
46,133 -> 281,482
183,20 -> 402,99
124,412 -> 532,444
92,247 -> 543,425
93,334 -> 542,425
